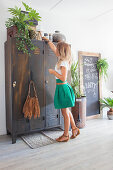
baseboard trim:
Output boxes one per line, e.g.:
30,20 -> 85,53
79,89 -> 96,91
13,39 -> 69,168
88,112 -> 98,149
86,114 -> 101,120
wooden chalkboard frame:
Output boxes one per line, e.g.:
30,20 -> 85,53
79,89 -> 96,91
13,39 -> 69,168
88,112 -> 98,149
78,51 -> 102,119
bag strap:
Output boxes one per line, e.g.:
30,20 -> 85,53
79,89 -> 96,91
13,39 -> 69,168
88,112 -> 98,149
28,80 -> 37,97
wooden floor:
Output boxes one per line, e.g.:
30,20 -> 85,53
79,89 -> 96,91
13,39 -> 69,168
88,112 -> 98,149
0,118 -> 113,170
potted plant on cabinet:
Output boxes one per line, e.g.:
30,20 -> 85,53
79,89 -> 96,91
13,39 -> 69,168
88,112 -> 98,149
100,97 -> 113,120
71,61 -> 86,128
5,1 -> 41,55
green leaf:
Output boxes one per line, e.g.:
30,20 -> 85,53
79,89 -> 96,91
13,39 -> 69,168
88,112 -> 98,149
22,2 -> 32,11
100,97 -> 113,109
71,61 -> 81,97
97,58 -> 109,80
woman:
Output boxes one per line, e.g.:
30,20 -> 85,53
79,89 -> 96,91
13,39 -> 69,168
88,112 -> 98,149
42,37 -> 80,142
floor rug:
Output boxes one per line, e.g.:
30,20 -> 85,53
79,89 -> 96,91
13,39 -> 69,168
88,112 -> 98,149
21,132 -> 56,149
21,128 -> 65,149
42,128 -> 72,140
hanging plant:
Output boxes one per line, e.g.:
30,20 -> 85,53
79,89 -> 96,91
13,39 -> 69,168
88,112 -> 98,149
5,2 -> 41,55
96,58 -> 108,80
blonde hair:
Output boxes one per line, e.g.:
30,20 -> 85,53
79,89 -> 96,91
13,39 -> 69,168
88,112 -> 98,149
56,42 -> 72,69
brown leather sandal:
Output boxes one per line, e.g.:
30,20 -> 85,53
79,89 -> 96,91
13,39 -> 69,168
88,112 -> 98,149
70,127 -> 80,139
56,134 -> 64,142
56,134 -> 69,142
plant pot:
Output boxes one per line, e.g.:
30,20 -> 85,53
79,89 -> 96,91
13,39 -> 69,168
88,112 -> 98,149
7,25 -> 18,40
107,110 -> 113,120
71,96 -> 86,128
29,30 -> 37,39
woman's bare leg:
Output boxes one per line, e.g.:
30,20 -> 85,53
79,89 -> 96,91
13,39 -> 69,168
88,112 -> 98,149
67,108 -> 80,138
56,108 -> 80,141
56,108 -> 70,141
67,108 -> 76,129
61,108 -> 70,136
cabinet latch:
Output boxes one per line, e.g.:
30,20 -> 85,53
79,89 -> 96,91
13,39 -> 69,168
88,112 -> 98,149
13,81 -> 16,88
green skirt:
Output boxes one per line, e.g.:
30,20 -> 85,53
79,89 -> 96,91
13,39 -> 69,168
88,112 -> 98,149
54,79 -> 75,109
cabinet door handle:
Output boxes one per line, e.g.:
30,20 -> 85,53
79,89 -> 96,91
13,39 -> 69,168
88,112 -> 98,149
45,80 -> 48,84
13,81 -> 16,88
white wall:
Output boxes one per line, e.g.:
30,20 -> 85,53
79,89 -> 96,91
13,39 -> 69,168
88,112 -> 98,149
0,1 -> 113,135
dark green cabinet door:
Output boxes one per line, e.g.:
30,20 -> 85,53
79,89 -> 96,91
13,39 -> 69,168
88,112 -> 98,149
29,40 -> 45,130
11,38 -> 30,133
44,43 -> 61,128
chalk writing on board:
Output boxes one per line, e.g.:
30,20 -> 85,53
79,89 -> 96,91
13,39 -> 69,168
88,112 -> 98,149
84,72 -> 98,81
83,57 -> 99,97
84,82 -> 98,97
81,54 -> 100,117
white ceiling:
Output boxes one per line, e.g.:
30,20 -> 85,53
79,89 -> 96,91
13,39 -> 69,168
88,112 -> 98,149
30,0 -> 113,20
1,0 -> 113,20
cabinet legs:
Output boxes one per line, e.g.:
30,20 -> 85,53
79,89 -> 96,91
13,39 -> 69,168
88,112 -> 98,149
7,130 -> 10,135
7,130 -> 17,144
12,134 -> 17,144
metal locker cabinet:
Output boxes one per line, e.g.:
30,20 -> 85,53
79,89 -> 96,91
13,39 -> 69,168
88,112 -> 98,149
5,39 -> 63,144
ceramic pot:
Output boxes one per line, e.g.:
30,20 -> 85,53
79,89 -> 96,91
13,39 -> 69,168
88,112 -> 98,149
52,31 -> 66,42
107,109 -> 113,120
71,96 -> 86,128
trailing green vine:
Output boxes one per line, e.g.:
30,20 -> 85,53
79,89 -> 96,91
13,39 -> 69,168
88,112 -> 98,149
5,2 -> 41,55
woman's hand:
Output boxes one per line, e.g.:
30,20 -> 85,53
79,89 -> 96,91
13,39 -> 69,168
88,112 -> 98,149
42,36 -> 49,42
48,69 -> 55,75
42,37 -> 57,56
48,67 -> 67,82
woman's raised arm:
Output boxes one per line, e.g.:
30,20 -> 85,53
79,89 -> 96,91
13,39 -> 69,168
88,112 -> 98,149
42,37 -> 57,56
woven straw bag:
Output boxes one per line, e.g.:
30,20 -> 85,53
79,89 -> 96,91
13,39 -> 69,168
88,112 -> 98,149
23,80 -> 40,119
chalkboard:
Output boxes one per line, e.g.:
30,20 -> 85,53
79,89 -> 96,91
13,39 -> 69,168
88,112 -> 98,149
78,52 -> 102,117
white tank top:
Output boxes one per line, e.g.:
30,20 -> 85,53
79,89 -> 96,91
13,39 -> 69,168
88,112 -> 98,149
55,60 -> 69,79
